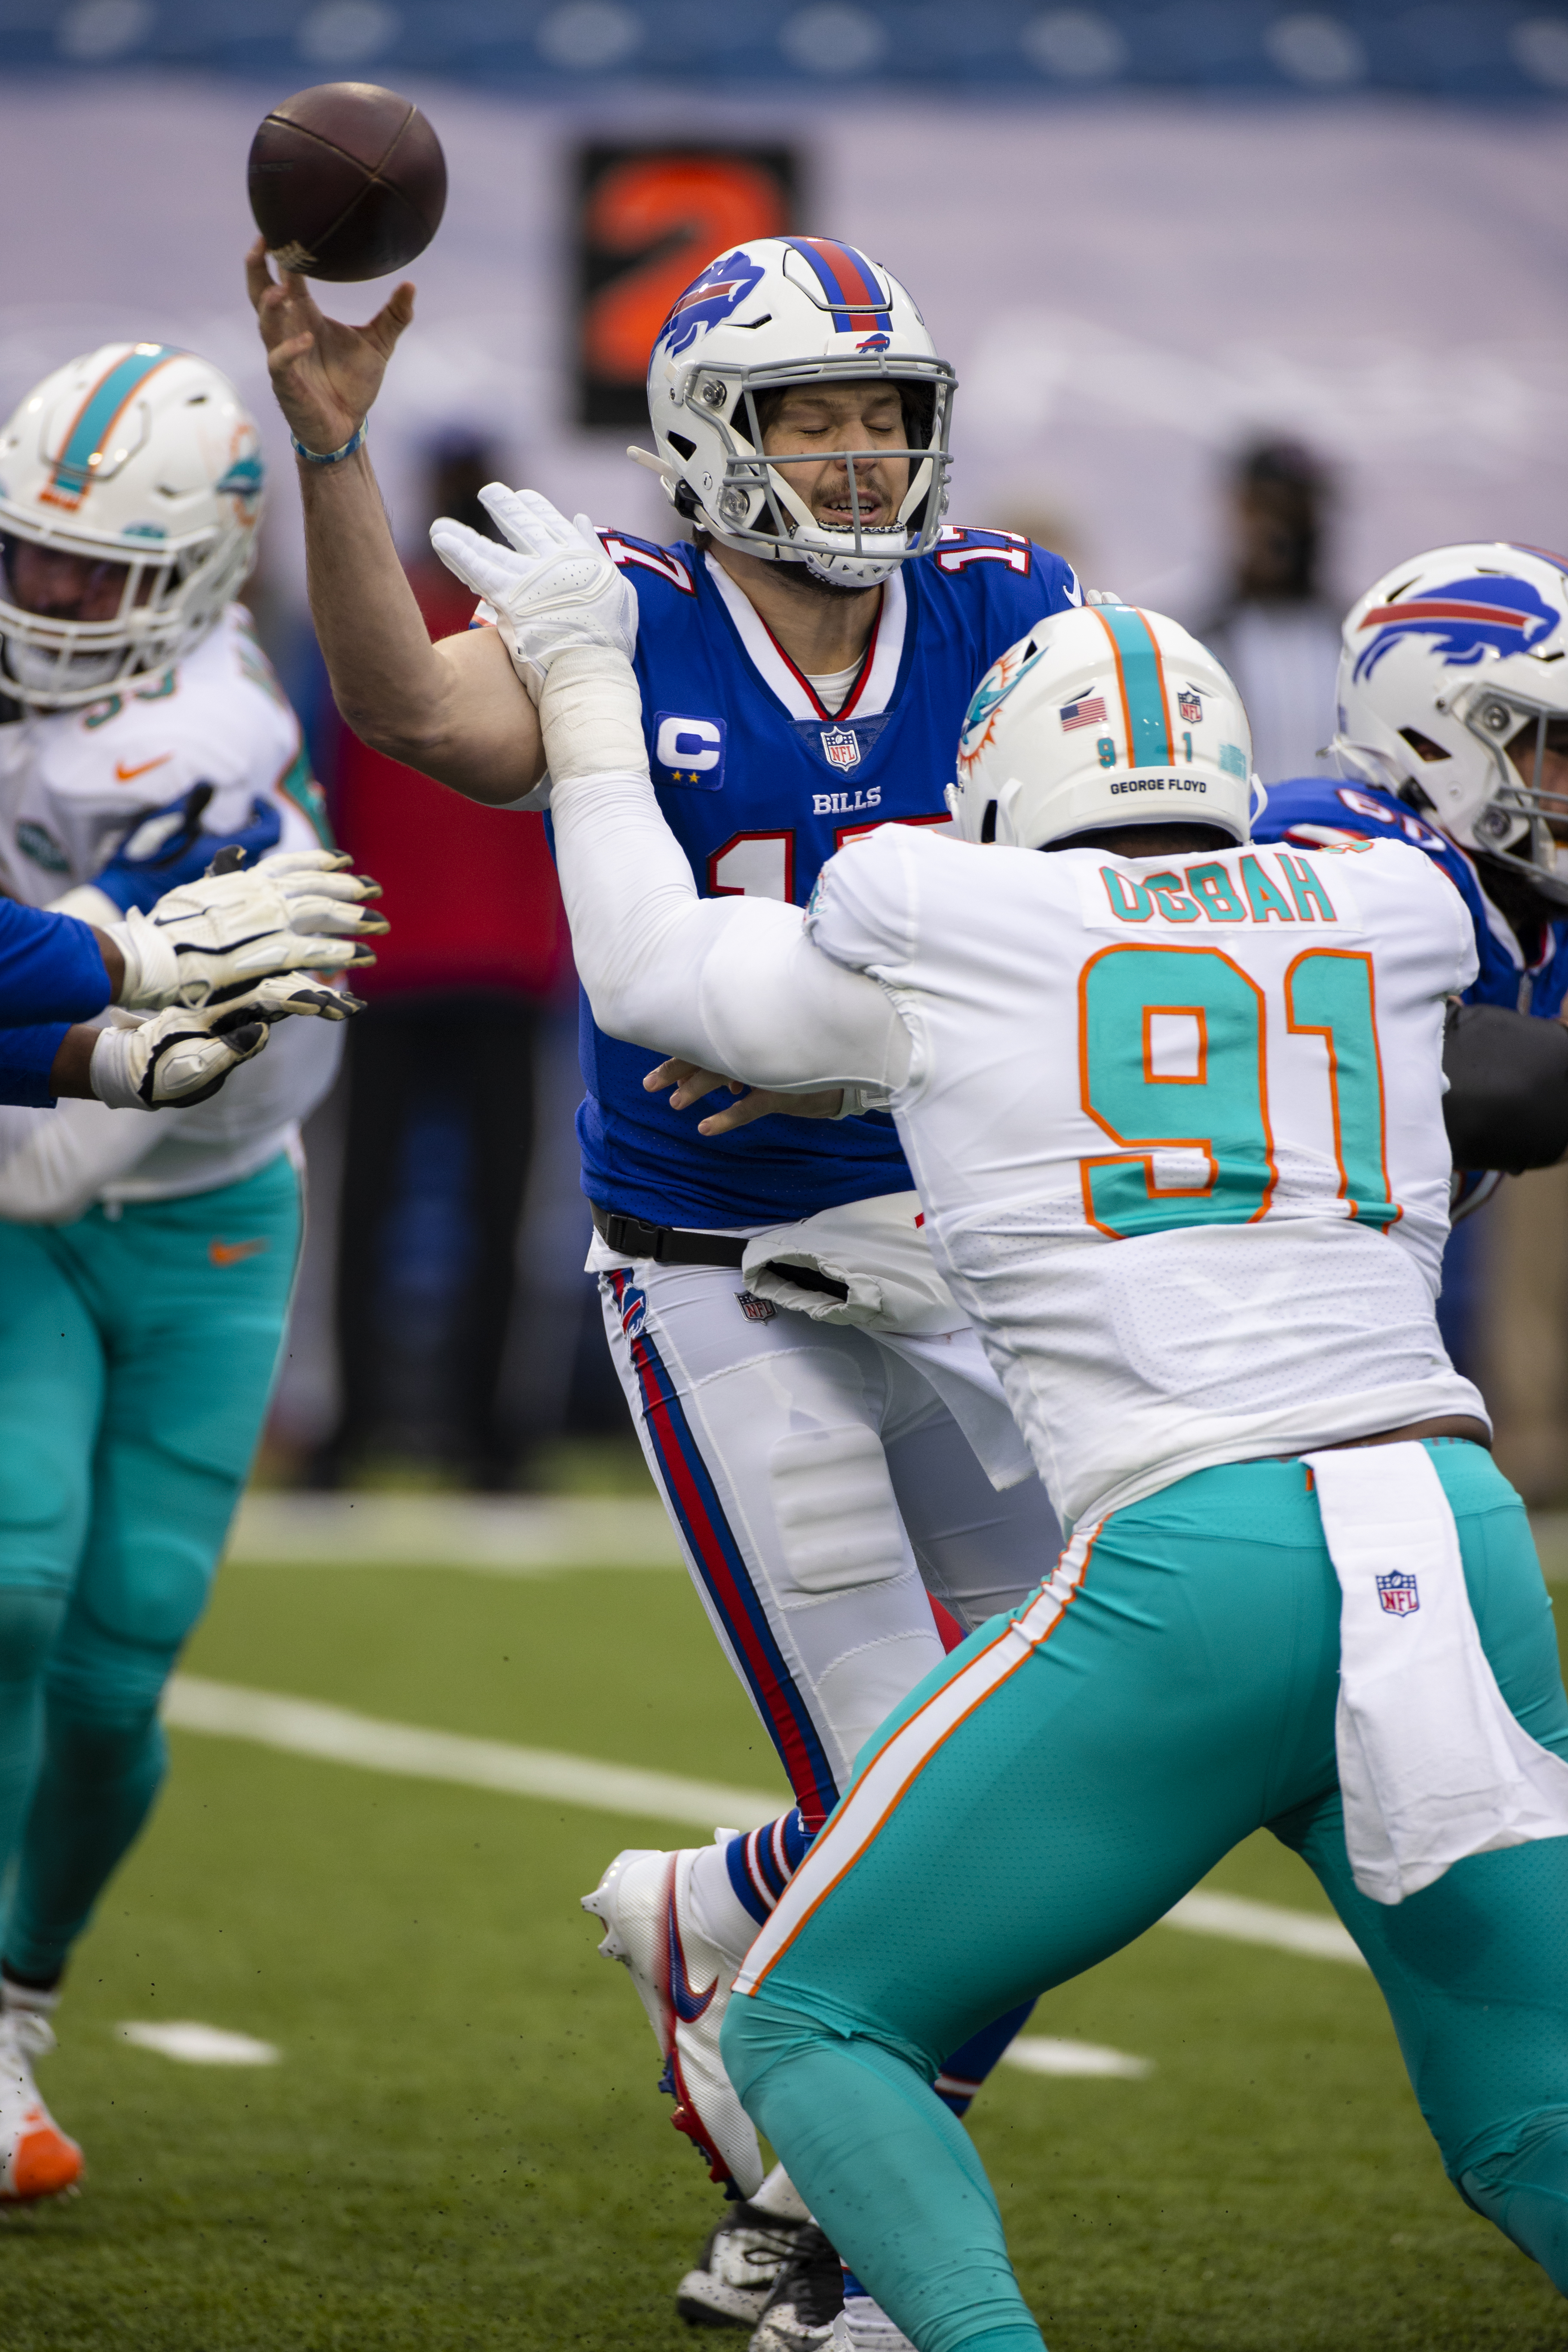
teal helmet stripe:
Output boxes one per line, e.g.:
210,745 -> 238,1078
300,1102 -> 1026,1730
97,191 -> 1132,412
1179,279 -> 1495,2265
45,344 -> 181,506
1095,603 -> 1174,767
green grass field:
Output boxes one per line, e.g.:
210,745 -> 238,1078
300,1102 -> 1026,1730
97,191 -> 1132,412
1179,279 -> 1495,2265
4,1550 -> 1566,2351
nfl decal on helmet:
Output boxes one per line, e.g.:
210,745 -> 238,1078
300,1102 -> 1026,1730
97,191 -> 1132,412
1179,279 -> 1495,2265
1332,543 -> 1568,900
632,235 -> 956,590
945,604 -> 1255,851
0,343 -> 263,707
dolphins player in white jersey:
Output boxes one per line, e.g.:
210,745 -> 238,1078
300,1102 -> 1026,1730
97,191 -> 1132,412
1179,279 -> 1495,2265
527,581 -> 1568,2348
0,342 -> 383,2202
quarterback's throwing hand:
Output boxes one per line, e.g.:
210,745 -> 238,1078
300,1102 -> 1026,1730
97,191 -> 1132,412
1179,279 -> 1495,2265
245,236 -> 414,457
109,848 -> 388,1011
429,486 -> 638,699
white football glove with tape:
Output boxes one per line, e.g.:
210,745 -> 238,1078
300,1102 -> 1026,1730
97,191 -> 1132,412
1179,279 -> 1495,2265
89,1003 -> 273,1111
429,486 -> 639,704
105,849 -> 386,1011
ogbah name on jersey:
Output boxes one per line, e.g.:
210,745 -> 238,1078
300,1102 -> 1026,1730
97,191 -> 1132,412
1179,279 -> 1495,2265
1078,847 -> 1359,933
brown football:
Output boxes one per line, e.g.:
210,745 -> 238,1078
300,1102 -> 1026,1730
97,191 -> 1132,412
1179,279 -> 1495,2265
247,83 -> 446,282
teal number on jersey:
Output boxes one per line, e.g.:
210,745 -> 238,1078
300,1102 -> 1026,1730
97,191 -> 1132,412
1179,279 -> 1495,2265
1080,945 -> 1275,1237
1285,949 -> 1398,1229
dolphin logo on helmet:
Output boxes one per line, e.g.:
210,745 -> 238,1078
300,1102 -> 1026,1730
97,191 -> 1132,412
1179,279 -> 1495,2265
1352,573 -> 1559,683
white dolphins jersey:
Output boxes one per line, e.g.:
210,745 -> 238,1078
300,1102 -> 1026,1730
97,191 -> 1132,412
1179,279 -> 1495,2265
555,736 -> 1489,1531
802,826 -> 1486,1524
0,603 -> 341,1208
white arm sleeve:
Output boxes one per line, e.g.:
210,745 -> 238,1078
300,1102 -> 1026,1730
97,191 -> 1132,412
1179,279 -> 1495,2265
543,648 -> 906,1093
0,1091 -> 165,1222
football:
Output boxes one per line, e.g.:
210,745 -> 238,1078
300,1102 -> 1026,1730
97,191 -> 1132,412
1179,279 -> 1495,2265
247,82 -> 446,282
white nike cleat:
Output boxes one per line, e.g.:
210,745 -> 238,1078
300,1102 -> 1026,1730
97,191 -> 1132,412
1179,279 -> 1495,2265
831,2289 -> 918,2351
582,1844 -> 763,2196
0,2009 -> 82,2202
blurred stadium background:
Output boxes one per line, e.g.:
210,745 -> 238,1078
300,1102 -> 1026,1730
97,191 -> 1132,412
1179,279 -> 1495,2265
6,12 -> 1568,2347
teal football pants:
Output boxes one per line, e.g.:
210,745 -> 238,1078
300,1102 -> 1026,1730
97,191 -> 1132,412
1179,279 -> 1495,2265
0,1155 -> 300,1981
723,1442 -> 1568,2352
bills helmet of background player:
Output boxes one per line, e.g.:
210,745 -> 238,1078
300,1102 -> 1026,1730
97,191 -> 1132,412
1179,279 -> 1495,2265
945,603 -> 1255,851
635,235 -> 955,591
0,343 -> 263,707
1332,542 -> 1568,896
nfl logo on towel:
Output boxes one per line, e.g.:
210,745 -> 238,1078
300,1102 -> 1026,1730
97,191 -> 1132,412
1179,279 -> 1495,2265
1376,1570 -> 1420,1616
821,726 -> 861,770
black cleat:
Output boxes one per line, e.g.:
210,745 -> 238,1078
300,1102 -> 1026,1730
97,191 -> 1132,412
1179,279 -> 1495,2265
747,2223 -> 844,2352
676,2197 -> 809,2328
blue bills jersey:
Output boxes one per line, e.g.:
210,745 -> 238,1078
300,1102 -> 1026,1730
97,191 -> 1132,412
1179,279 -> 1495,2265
574,527 -> 1081,1226
1254,776 -> 1568,1020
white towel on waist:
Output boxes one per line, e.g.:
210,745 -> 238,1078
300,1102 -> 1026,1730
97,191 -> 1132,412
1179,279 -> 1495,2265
1305,1441 -> 1568,1905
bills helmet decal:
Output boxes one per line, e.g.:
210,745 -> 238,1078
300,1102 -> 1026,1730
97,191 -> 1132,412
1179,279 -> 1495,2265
656,250 -> 766,359
1352,573 -> 1560,683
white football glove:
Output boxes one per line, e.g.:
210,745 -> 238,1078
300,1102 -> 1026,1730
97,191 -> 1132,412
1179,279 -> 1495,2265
89,1003 -> 273,1111
106,849 -> 387,1011
429,485 -> 639,701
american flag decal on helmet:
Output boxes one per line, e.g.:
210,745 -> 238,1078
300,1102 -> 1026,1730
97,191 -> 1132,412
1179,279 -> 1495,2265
1060,695 -> 1108,733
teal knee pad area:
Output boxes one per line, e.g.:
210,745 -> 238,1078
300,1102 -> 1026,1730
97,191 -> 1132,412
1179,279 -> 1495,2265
724,1994 -> 1046,2352
1462,2110 -> 1568,2294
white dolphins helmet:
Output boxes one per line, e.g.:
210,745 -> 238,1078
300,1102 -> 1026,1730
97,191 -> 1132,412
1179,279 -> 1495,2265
636,235 -> 955,590
1332,542 -> 1568,897
945,603 -> 1255,850
0,343 -> 263,707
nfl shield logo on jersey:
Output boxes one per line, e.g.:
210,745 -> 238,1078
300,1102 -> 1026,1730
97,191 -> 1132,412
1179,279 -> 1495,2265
1376,1570 -> 1420,1616
821,726 -> 861,771
1178,688 -> 1203,723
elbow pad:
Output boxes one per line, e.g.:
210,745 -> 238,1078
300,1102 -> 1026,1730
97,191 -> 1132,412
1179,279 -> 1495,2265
1442,1001 -> 1568,1173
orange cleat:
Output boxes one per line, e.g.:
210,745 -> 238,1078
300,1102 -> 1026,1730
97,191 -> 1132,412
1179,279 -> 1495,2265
0,2010 -> 82,2202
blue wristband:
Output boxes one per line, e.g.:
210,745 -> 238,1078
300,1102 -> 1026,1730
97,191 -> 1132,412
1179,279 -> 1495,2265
291,419 -> 367,467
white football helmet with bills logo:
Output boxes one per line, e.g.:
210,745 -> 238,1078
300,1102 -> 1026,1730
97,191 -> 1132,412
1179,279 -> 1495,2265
945,605 -> 1254,851
0,343 -> 263,707
634,236 -> 955,590
1331,542 -> 1568,897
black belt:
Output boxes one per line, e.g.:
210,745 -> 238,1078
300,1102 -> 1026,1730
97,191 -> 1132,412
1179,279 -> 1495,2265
590,1202 -> 850,1301
592,1202 -> 746,1267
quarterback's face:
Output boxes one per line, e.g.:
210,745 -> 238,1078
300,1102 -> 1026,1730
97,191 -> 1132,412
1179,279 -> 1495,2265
1507,715 -> 1568,837
5,540 -> 131,624
760,382 -> 911,533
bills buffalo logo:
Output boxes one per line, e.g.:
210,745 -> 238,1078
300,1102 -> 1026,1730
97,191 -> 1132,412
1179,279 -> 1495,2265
855,332 -> 891,353
1353,575 -> 1560,683
1375,1570 -> 1420,1617
656,250 -> 766,359
1178,687 -> 1203,724
821,725 -> 861,770
619,1283 -> 648,1341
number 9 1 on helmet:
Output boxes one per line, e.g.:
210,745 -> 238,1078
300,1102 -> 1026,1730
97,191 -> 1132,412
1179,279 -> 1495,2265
0,342 -> 262,708
944,604 -> 1258,851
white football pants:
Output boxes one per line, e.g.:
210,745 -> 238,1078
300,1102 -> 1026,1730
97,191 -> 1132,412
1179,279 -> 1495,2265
597,1262 -> 1062,1825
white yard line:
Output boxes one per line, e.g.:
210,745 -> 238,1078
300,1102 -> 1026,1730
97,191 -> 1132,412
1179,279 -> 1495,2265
164,1676 -> 785,1829
1162,1889 -> 1365,1965
225,1492 -> 681,1573
1004,2037 -> 1152,2079
165,1675 -> 1368,1966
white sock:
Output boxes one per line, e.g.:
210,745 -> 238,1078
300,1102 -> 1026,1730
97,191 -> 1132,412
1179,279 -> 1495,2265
750,2161 -> 811,2223
2,1975 -> 60,2020
687,1831 -> 762,1965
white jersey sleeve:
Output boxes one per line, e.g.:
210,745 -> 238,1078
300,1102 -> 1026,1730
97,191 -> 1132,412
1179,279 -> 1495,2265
549,773 -> 905,1095
805,827 -> 1486,1527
